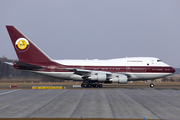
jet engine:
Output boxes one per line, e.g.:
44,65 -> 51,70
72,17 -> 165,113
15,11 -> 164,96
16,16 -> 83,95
88,73 -> 107,82
110,74 -> 128,84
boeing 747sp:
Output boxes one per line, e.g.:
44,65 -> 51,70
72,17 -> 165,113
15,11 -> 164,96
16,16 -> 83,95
6,26 -> 175,88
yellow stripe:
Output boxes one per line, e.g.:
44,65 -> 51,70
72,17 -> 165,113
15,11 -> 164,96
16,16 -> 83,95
32,86 -> 63,89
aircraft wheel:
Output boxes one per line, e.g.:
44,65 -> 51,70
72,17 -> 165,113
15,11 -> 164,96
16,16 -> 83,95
87,84 -> 91,88
150,83 -> 154,88
84,84 -> 88,88
93,84 -> 98,88
98,84 -> 103,88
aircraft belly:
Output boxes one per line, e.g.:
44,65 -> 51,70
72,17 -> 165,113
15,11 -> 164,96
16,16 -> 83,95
129,73 -> 171,80
32,71 -> 75,80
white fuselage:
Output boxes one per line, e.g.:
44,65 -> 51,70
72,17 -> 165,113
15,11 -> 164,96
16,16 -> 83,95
33,57 -> 174,81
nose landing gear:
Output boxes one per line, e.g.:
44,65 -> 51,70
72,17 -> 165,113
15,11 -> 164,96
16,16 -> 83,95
150,83 -> 155,88
150,80 -> 155,88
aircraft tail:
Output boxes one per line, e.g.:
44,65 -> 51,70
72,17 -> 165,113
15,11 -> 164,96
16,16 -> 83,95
6,26 -> 52,63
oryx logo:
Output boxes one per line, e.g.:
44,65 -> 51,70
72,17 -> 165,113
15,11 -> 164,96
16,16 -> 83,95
15,38 -> 29,52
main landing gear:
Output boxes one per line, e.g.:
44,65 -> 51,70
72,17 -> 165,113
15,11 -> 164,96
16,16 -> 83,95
81,81 -> 103,88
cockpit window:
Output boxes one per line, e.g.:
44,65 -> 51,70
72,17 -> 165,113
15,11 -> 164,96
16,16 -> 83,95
157,60 -> 161,62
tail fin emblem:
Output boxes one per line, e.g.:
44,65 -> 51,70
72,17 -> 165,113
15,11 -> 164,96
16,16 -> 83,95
15,38 -> 29,52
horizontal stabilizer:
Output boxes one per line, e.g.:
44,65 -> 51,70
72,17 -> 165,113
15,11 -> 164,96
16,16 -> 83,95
15,61 -> 44,70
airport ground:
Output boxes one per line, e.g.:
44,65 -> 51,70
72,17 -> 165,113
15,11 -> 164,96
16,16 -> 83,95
1,79 -> 180,89
0,79 -> 180,120
0,118 -> 159,120
0,85 -> 180,119
0,89 -> 177,119
0,118 -> 160,120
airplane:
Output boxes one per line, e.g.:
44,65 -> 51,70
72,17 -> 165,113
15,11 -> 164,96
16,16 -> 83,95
5,26 -> 175,88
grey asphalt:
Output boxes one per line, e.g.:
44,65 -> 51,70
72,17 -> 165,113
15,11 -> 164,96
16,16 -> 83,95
0,89 -> 180,119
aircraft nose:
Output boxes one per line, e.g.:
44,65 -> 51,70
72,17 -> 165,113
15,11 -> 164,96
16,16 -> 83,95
171,67 -> 175,73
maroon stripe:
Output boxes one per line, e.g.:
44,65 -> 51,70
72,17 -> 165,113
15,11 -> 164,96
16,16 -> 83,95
33,65 -> 175,73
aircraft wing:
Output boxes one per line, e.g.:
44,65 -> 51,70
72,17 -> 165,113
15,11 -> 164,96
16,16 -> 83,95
65,68 -> 91,73
64,68 -> 119,77
64,68 -> 132,84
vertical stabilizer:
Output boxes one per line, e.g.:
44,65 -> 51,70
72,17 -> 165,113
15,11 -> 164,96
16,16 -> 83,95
6,26 -> 51,63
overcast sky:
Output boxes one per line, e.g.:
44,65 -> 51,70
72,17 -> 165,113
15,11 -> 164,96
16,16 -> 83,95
1,0 -> 180,67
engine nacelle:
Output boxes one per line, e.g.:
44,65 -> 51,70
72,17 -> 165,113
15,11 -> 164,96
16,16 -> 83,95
89,73 -> 107,82
110,74 -> 128,84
